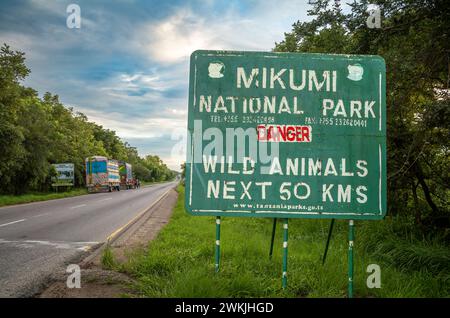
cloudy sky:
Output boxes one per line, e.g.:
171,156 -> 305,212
0,0 -> 318,170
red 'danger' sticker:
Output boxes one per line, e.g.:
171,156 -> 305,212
257,125 -> 312,142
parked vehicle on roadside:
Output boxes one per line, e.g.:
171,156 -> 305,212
119,161 -> 135,190
85,156 -> 121,192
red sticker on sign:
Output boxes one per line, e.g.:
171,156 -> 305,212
257,125 -> 312,143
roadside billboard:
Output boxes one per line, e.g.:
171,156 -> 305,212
51,163 -> 75,187
185,50 -> 386,220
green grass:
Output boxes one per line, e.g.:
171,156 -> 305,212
0,188 -> 88,207
101,245 -> 117,270
121,185 -> 449,298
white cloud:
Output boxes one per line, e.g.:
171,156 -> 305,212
135,1 -> 310,63
140,9 -> 213,63
74,104 -> 186,138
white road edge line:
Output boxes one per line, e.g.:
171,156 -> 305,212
70,204 -> 86,209
31,213 -> 51,218
106,185 -> 175,242
0,219 -> 26,228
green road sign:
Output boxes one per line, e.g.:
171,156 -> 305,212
186,50 -> 386,220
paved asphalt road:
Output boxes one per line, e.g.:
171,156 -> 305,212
0,181 -> 177,297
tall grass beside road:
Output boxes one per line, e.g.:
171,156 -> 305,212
121,185 -> 449,297
0,188 -> 88,207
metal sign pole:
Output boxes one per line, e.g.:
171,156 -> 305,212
282,218 -> 288,288
215,216 -> 221,273
348,220 -> 355,298
269,218 -> 277,259
322,218 -> 335,265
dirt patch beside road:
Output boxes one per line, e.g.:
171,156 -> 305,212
39,269 -> 134,298
37,187 -> 179,298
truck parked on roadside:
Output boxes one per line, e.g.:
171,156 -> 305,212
85,156 -> 121,192
119,161 -> 135,190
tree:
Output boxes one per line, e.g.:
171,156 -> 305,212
274,0 -> 449,232
0,44 -> 35,193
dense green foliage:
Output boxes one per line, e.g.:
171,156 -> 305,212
118,186 -> 448,297
0,44 -> 175,194
274,0 -> 449,237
